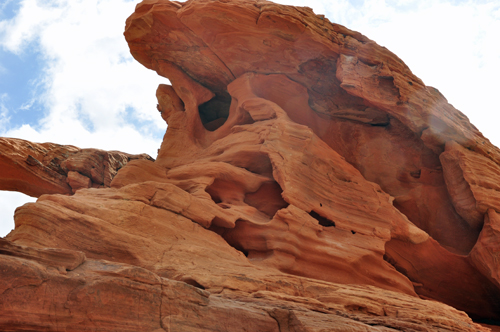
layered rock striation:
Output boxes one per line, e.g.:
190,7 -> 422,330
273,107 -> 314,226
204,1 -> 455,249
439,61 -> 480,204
1,0 -> 499,330
0,137 -> 153,196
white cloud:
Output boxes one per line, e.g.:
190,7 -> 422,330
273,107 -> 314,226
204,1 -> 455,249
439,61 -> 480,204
0,93 -> 9,132
0,0 -> 64,53
0,191 -> 36,237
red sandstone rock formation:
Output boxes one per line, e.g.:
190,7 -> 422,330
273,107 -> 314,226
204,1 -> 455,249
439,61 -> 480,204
1,0 -> 499,330
0,137 -> 153,196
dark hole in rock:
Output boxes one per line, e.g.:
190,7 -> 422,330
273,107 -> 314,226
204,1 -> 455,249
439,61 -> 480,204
309,210 -> 335,227
410,170 -> 421,179
475,319 -> 500,327
370,122 -> 390,127
181,277 -> 206,290
199,92 -> 231,131
351,230 -> 356,234
244,181 -> 289,217
208,224 -> 224,233
208,190 -> 222,204
209,222 -> 250,258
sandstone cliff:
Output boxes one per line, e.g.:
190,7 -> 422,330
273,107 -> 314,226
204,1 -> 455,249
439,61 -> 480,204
1,0 -> 499,331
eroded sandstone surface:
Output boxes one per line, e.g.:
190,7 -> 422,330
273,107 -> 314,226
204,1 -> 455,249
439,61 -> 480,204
1,0 -> 500,330
0,137 -> 153,196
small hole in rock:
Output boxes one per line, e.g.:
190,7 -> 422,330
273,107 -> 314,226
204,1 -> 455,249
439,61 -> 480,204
199,93 -> 231,131
210,221 -> 251,258
410,170 -> 421,179
475,319 -> 500,327
351,230 -> 356,235
208,192 -> 222,204
370,122 -> 390,127
309,210 -> 335,227
182,277 -> 206,290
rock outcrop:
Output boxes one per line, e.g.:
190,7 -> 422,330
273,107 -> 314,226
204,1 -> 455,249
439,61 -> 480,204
1,0 -> 499,330
0,137 -> 153,196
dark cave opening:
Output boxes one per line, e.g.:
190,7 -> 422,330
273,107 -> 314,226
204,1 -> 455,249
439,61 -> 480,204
199,93 -> 231,131
208,222 -> 250,258
474,319 -> 500,327
309,210 -> 336,227
181,277 -> 206,290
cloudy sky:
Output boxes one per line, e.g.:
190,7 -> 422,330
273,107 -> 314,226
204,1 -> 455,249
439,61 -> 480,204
0,0 -> 499,237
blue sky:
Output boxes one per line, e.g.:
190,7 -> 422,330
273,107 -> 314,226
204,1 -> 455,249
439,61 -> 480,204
1,0 -> 499,236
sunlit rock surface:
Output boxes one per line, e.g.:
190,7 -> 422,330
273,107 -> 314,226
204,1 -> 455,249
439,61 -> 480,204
0,137 -> 153,196
1,0 -> 499,330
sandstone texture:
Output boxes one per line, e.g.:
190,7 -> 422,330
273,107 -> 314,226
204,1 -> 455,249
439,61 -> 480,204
1,0 -> 500,331
0,137 -> 153,196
